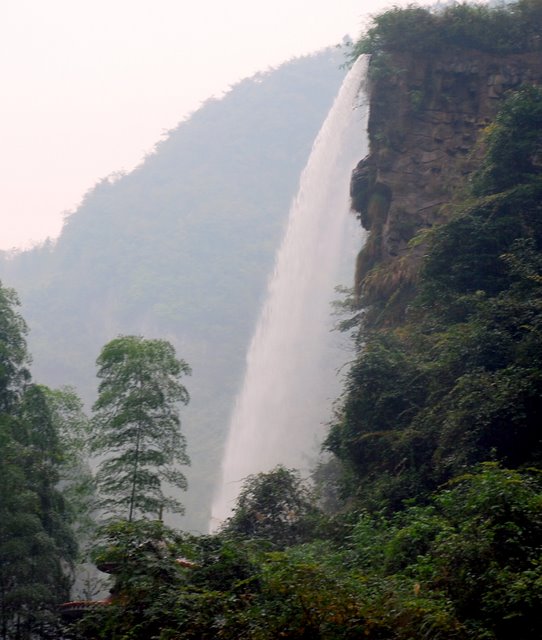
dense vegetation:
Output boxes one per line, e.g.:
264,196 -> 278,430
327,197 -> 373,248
326,83 -> 542,511
0,286 -> 79,639
352,0 -> 542,59
0,286 -> 193,638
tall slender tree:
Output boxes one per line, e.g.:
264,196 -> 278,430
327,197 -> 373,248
0,281 -> 77,640
91,335 -> 191,521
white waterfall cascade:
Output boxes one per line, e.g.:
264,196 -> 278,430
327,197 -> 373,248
210,56 -> 370,529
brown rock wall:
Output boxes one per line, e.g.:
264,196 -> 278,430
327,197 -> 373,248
352,49 -> 542,320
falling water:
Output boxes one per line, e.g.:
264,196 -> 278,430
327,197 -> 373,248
210,56 -> 369,528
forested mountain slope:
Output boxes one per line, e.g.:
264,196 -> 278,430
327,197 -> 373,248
0,49 -> 347,531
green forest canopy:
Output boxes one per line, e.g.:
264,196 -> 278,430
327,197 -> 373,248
353,0 -> 542,58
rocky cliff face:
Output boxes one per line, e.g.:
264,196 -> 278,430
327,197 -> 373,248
352,49 -> 542,323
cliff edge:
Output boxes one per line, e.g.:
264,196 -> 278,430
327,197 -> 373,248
352,48 -> 542,323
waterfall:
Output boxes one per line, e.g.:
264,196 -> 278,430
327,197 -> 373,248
210,56 -> 369,529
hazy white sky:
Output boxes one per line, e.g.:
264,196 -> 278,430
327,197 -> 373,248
1,0 -> 406,251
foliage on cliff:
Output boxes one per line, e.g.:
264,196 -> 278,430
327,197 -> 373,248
472,83 -> 542,194
352,0 -> 542,60
326,84 -> 542,510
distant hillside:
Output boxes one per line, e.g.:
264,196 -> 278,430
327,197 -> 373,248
0,48 -> 347,532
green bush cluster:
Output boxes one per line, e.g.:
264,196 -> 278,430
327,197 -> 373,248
351,0 -> 542,60
72,465 -> 541,640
